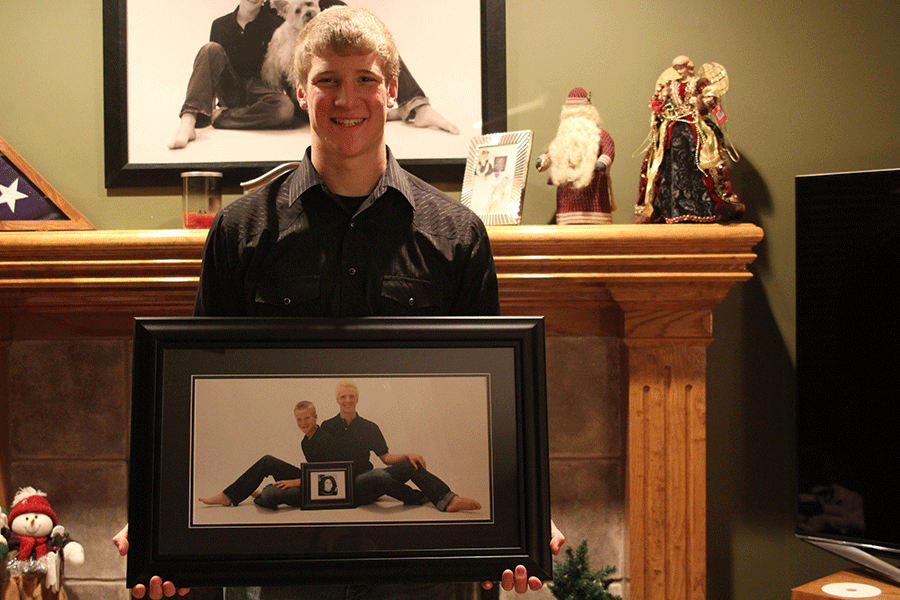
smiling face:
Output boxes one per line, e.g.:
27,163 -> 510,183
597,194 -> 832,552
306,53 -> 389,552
335,382 -> 360,418
11,512 -> 54,537
294,406 -> 318,436
239,0 -> 264,12
297,50 -> 398,166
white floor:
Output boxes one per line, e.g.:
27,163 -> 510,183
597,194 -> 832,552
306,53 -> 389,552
132,119 -> 471,168
192,495 -> 491,527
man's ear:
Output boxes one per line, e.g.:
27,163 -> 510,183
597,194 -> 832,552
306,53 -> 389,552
388,77 -> 399,108
297,85 -> 309,111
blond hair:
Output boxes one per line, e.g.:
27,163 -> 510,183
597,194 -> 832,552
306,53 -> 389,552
335,380 -> 359,396
294,400 -> 317,416
291,6 -> 400,90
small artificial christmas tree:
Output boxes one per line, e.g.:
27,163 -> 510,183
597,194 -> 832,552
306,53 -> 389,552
549,539 -> 621,600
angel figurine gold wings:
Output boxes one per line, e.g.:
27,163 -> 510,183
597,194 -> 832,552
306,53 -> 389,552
634,56 -> 744,224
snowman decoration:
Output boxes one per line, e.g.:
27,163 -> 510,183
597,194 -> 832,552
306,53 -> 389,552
1,508 -> 8,560
4,487 -> 84,594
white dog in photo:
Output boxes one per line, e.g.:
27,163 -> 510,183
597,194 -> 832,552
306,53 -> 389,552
262,0 -> 321,90
262,0 -> 459,134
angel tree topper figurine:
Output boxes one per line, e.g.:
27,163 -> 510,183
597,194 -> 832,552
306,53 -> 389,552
634,56 -> 744,224
536,88 -> 615,224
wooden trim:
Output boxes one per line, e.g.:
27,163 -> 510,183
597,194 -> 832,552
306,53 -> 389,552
0,224 -> 761,323
0,135 -> 95,231
792,570 -> 900,600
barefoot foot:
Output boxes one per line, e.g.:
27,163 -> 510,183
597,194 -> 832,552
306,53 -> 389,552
446,495 -> 481,512
198,492 -> 233,507
412,104 -> 459,135
168,114 -> 197,150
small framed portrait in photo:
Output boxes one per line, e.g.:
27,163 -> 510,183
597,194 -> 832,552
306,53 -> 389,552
301,462 -> 354,510
461,130 -> 533,225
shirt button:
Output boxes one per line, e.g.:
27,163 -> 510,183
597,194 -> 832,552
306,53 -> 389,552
283,298 -> 291,305
348,268 -> 356,276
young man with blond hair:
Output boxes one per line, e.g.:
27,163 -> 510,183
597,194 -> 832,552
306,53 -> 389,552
324,380 -> 482,512
116,6 -> 562,598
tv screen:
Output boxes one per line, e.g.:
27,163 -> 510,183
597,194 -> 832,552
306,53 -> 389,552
795,168 -> 900,577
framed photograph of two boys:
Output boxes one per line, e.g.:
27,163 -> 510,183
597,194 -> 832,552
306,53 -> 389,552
103,0 -> 506,187
127,317 -> 551,587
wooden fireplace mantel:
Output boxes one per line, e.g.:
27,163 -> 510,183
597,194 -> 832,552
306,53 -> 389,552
0,223 -> 763,600
0,224 -> 762,334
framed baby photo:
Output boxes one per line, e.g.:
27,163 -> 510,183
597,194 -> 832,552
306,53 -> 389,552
127,316 -> 551,588
460,130 -> 533,225
300,462 -> 355,510
102,0 -> 508,187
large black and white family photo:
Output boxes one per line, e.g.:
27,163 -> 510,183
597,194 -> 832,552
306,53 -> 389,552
125,0 -> 482,168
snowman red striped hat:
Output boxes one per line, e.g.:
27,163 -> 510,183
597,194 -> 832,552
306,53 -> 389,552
9,487 -> 58,526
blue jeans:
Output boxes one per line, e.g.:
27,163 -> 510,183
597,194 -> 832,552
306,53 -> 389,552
355,459 -> 455,510
222,455 -> 302,508
225,458 -> 455,511
180,42 -> 295,130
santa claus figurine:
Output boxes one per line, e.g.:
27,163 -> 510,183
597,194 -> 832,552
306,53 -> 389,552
536,87 -> 615,224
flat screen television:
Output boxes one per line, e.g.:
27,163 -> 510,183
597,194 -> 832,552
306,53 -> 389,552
795,167 -> 900,584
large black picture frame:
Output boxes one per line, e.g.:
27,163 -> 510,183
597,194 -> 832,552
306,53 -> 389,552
128,316 -> 550,588
102,0 -> 507,188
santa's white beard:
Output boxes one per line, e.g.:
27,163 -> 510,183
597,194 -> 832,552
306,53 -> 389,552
548,117 -> 601,189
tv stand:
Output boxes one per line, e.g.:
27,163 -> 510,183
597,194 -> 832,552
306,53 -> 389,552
792,570 -> 900,599
802,538 -> 900,588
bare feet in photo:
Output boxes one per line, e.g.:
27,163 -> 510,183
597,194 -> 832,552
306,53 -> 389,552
412,104 -> 459,135
168,113 -> 197,150
445,495 -> 481,512
197,492 -> 233,506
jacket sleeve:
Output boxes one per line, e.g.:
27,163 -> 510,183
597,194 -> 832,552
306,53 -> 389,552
193,211 -> 247,317
452,218 -> 501,317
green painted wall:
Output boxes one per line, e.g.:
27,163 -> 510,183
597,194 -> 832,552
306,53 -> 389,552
2,0 -> 899,598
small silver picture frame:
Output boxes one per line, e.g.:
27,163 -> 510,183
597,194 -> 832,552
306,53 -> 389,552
461,130 -> 533,225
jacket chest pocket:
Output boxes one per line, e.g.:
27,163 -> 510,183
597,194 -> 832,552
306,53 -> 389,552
254,274 -> 322,315
379,276 -> 444,315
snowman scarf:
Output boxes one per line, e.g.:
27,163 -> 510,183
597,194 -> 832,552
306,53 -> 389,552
14,532 -> 50,560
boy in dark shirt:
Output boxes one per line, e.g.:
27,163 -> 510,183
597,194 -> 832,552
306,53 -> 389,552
169,0 -> 295,149
196,400 -> 347,508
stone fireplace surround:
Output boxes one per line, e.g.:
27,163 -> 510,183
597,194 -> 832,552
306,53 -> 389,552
0,224 -> 762,600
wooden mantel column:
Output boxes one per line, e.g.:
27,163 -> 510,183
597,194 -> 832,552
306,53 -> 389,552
609,284 -> 727,600
0,224 -> 763,600
487,223 -> 763,600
